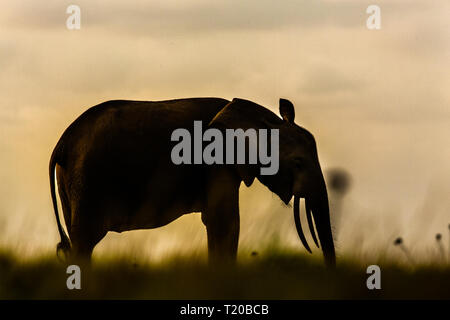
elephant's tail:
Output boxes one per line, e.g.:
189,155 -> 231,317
49,143 -> 71,261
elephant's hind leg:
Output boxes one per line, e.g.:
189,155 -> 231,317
68,204 -> 107,264
70,224 -> 107,264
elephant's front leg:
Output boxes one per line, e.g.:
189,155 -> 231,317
204,203 -> 240,264
203,167 -> 241,264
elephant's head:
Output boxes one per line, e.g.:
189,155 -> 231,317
209,98 -> 336,267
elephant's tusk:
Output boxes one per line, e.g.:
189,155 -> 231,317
306,198 -> 320,248
294,196 -> 312,253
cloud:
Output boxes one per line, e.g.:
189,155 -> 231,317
300,65 -> 365,94
4,0 -> 365,35
5,0 -> 442,38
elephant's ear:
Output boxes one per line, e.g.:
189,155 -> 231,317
279,98 -> 295,123
208,98 -> 265,187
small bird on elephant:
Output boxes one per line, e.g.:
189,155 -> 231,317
49,97 -> 336,267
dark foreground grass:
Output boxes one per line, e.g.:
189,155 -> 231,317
0,250 -> 449,299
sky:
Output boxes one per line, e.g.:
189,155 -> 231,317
0,0 -> 449,263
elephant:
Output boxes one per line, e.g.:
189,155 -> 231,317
49,97 -> 336,267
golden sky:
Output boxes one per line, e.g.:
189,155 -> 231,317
0,0 -> 449,262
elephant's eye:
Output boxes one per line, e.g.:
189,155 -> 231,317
294,157 -> 305,168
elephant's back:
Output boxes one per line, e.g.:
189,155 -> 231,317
64,97 -> 229,137
56,97 -> 230,166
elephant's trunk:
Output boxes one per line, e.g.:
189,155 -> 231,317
293,172 -> 336,268
311,174 -> 336,268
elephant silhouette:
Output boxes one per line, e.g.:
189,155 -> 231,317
49,97 -> 335,267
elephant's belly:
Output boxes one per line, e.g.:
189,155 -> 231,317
107,198 -> 202,233
98,163 -> 206,233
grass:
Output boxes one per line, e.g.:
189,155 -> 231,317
0,248 -> 449,300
